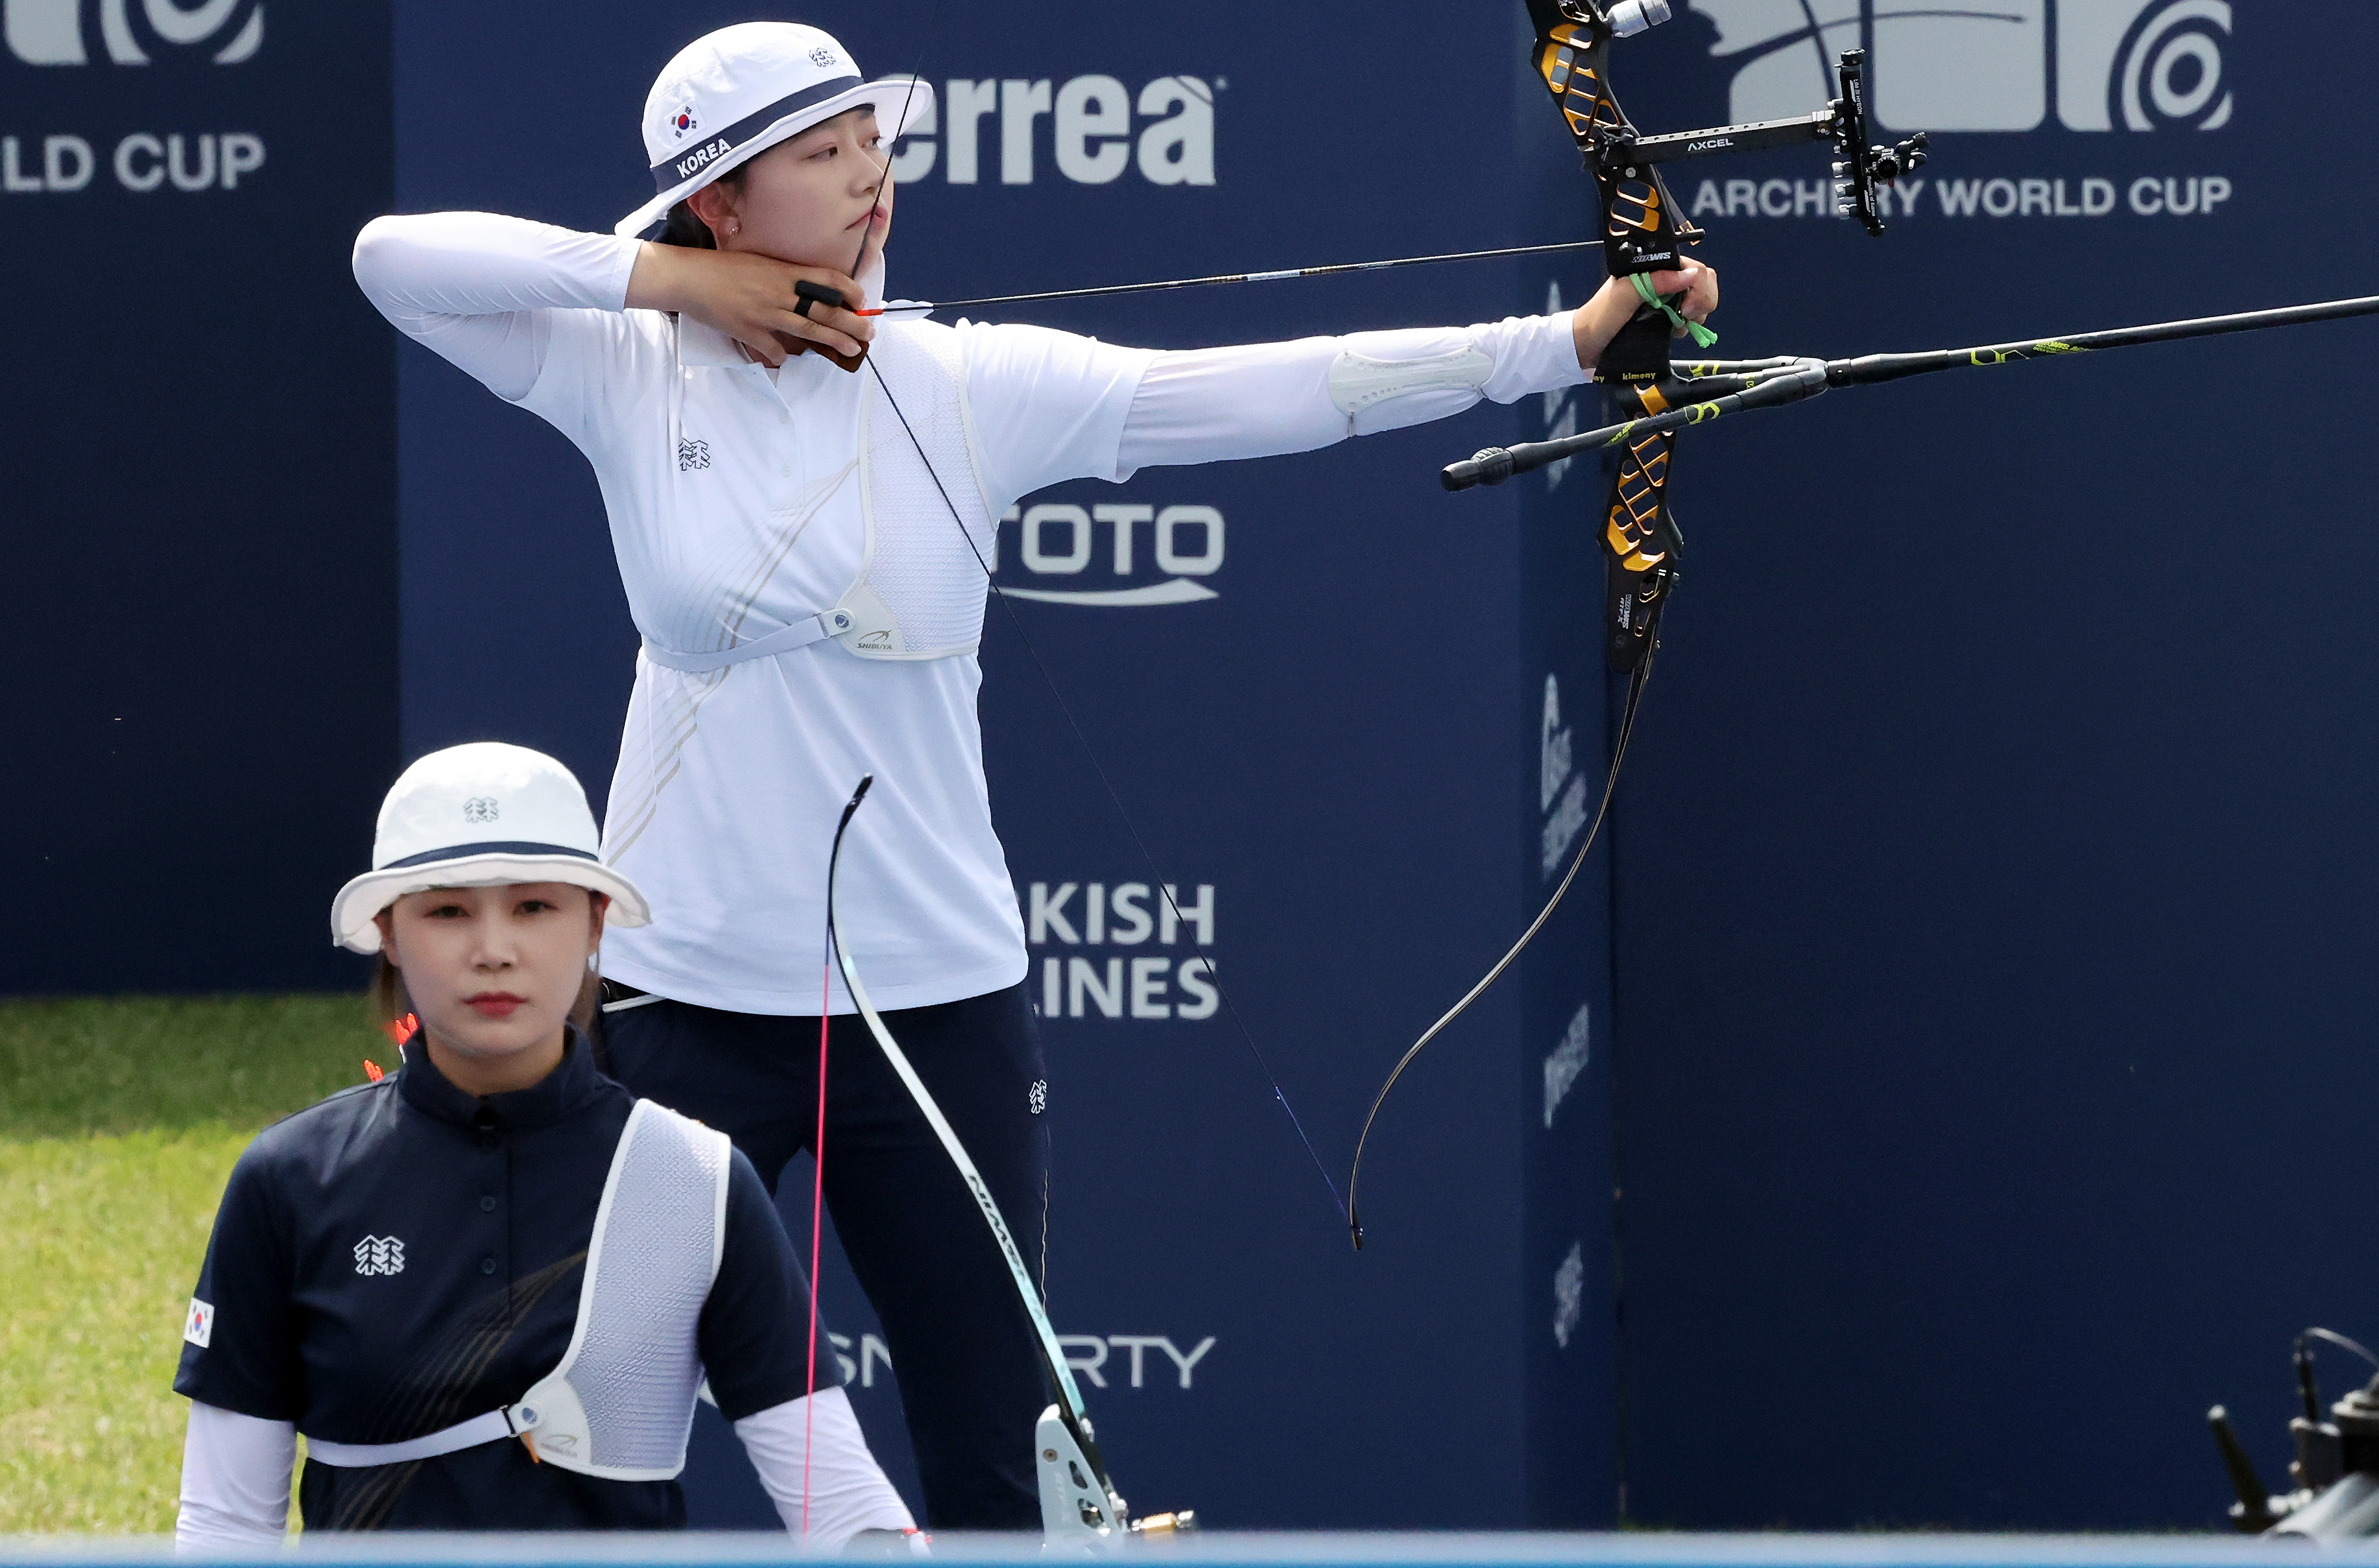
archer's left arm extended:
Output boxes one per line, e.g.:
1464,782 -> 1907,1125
1113,266 -> 1716,473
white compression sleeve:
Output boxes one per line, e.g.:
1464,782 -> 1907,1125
175,1402 -> 293,1554
350,212 -> 641,402
1115,311 -> 1585,471
733,1386 -> 916,1548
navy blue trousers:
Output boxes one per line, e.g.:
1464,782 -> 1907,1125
599,983 -> 1047,1530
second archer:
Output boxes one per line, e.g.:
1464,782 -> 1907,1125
350,18 -> 1718,1530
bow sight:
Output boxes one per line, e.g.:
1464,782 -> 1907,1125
1531,0 -> 1929,274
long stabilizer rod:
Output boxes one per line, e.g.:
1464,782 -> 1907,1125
1443,292 -> 2379,490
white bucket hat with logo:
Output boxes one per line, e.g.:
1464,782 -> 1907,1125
614,21 -> 935,238
330,742 -> 652,955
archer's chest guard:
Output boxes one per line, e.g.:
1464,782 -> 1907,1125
504,1099 -> 731,1478
837,322 -> 1001,660
641,319 -> 998,678
302,1100 -> 732,1480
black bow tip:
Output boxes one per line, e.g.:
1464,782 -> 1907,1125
837,775 -> 876,834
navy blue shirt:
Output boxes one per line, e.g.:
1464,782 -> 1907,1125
173,1031 -> 834,1531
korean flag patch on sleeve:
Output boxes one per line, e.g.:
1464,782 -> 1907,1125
184,1298 -> 214,1349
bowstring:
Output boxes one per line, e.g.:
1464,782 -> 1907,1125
861,365 -> 1350,1223
830,27 -> 1350,1229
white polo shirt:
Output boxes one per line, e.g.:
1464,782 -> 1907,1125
353,212 -> 1586,1014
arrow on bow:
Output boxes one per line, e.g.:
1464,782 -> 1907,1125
806,14 -> 1931,1420
865,238 -> 1614,313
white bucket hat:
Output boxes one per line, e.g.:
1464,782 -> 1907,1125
614,22 -> 935,238
330,742 -> 652,955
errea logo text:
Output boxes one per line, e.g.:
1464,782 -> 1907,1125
888,75 -> 1216,186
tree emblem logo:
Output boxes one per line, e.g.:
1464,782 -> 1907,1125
353,1235 -> 406,1276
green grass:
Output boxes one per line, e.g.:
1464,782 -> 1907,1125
0,997 -> 398,1534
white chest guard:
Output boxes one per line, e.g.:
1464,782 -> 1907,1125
508,1099 -> 730,1479
639,319 -> 998,677
303,1099 -> 730,1480
837,320 -> 1000,660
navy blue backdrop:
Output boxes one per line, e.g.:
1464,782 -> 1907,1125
0,0 -> 398,992
14,0 -> 2379,1539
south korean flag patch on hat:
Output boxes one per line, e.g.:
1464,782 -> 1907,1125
667,104 -> 699,140
184,1298 -> 215,1349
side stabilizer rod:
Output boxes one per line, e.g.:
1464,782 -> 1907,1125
1444,292 -> 2379,491
1444,362 -> 1828,490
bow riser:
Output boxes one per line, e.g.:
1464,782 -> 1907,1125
1604,421 -> 1682,671
1529,1 -> 1697,278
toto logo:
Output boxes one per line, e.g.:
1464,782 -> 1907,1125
994,500 -> 1224,608
4,0 -> 262,65
1691,0 -> 2231,134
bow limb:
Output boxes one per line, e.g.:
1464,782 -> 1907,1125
1348,0 -> 1765,1248
809,27 -> 1143,1537
1345,639 -> 1656,1250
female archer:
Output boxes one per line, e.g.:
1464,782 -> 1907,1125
173,743 -> 912,1545
350,19 -> 1717,1528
